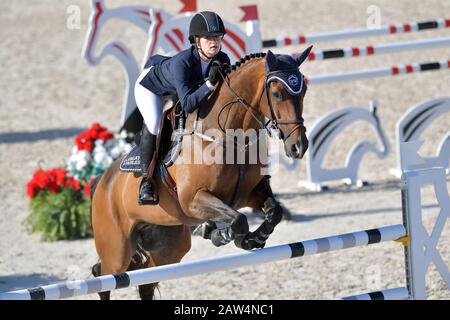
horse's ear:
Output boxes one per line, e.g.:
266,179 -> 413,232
265,50 -> 277,71
295,45 -> 313,66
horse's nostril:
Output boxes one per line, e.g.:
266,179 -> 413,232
291,144 -> 298,153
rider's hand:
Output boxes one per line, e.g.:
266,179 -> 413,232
208,61 -> 225,86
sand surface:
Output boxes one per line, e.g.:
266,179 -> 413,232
0,0 -> 449,299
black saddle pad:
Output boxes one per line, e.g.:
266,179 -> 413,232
119,144 -> 141,173
119,139 -> 182,173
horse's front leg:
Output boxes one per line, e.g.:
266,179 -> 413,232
201,177 -> 284,250
245,197 -> 283,248
244,177 -> 284,249
188,190 -> 250,249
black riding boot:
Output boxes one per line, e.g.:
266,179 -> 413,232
139,126 -> 159,205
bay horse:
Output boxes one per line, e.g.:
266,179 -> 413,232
90,47 -> 312,299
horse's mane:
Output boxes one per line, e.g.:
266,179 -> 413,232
225,52 -> 267,76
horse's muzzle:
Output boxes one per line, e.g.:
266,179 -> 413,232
285,137 -> 308,159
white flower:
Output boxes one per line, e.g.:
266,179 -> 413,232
103,155 -> 113,167
73,150 -> 91,171
108,146 -> 119,159
65,126 -> 134,181
93,144 -> 108,164
95,139 -> 105,147
103,138 -> 114,150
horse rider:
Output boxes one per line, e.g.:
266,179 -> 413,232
134,11 -> 231,205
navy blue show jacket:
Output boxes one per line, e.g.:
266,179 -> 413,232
139,46 -> 231,113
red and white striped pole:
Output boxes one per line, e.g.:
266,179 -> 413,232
306,59 -> 450,85
307,37 -> 450,61
263,18 -> 450,48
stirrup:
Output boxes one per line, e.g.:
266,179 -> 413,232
138,178 -> 159,205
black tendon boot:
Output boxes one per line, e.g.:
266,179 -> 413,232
138,126 -> 159,205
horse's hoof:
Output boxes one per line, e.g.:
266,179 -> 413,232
253,241 -> 266,249
92,263 -> 101,277
231,214 -> 249,236
192,221 -> 217,239
234,236 -> 265,250
234,234 -> 254,250
210,226 -> 234,246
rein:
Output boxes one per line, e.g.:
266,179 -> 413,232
176,60 -> 306,151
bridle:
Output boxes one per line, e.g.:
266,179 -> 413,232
218,66 -> 306,144
261,68 -> 306,142
186,60 -> 307,153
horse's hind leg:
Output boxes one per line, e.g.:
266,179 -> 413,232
134,224 -> 191,300
91,229 -> 133,300
91,262 -> 110,300
92,201 -> 133,299
125,248 -> 158,300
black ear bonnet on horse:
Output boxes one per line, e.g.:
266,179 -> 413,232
265,48 -> 312,96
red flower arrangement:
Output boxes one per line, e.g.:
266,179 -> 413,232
25,122 -> 131,241
26,168 -> 82,198
75,122 -> 114,152
25,167 -> 92,241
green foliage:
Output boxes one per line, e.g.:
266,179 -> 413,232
25,188 -> 92,241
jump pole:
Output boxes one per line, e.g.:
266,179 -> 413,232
342,287 -> 409,300
0,224 -> 406,300
307,59 -> 450,85
307,37 -> 450,60
262,18 -> 450,48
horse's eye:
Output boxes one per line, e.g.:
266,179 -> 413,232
271,89 -> 282,101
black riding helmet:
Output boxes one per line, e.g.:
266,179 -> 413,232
188,11 -> 226,44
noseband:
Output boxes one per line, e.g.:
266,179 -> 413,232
259,67 -> 306,142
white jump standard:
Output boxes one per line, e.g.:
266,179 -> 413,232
391,97 -> 450,177
298,101 -> 390,191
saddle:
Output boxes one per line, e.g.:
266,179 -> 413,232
119,95 -> 184,200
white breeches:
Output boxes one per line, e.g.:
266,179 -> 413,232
134,67 -> 163,135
